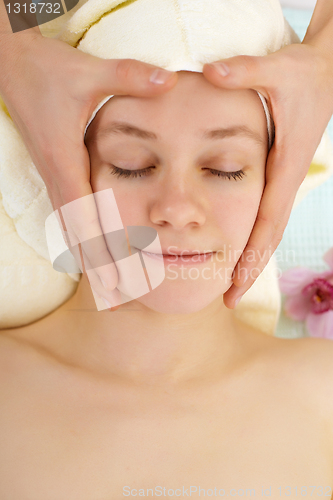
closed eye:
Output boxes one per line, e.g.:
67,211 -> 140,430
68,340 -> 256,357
109,165 -> 246,181
109,165 -> 155,178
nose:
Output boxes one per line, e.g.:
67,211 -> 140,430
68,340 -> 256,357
149,174 -> 206,230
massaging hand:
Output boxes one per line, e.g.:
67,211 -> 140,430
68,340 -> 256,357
203,39 -> 333,309
0,33 -> 177,306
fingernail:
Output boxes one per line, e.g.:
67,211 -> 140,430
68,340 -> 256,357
149,69 -> 175,84
101,277 -> 114,292
234,296 -> 242,308
102,297 -> 112,309
210,62 -> 230,77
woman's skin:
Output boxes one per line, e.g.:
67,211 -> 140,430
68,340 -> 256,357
1,72 -> 333,499
0,0 -> 333,309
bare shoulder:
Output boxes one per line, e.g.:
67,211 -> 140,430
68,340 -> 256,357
294,337 -> 333,408
283,336 -> 333,395
0,329 -> 40,379
295,337 -> 333,460
270,336 -> 333,446
0,326 -> 59,384
270,336 -> 333,404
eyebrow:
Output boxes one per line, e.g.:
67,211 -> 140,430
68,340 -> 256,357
93,121 -> 265,146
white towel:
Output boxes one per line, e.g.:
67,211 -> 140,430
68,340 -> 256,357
0,0 -> 332,333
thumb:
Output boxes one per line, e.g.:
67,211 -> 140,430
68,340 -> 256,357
93,57 -> 179,98
203,54 -> 275,94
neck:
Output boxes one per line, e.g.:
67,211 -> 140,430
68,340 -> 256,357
41,274 -> 256,386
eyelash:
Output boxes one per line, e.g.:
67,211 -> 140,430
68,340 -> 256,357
109,165 -> 246,181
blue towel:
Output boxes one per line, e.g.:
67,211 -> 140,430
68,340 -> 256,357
276,9 -> 333,338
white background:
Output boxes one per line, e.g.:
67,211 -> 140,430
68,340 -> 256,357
279,0 -> 316,8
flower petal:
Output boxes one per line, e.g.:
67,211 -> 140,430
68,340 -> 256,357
302,278 -> 333,313
284,295 -> 310,321
279,267 -> 318,296
306,310 -> 333,340
323,247 -> 333,271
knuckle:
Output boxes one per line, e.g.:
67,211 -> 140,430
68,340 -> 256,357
88,245 -> 113,268
70,57 -> 105,101
255,211 -> 270,224
97,247 -> 113,263
255,212 -> 273,233
277,50 -> 295,69
77,220 -> 99,240
257,210 -> 285,235
243,241 -> 259,254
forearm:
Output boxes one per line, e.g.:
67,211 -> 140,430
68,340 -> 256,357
0,0 -> 42,92
303,0 -> 333,51
0,0 -> 41,46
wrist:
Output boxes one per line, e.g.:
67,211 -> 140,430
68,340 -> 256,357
302,23 -> 333,113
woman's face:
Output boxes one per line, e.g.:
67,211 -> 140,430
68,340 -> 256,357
85,71 -> 268,314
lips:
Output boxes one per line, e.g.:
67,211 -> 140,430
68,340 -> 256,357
163,251 -> 213,256
139,248 -> 216,266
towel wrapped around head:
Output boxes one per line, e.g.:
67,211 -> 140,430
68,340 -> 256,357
0,0 -> 333,332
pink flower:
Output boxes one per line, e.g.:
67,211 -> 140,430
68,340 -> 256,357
279,247 -> 333,339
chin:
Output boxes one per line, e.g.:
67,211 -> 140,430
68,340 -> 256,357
134,277 -> 230,315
